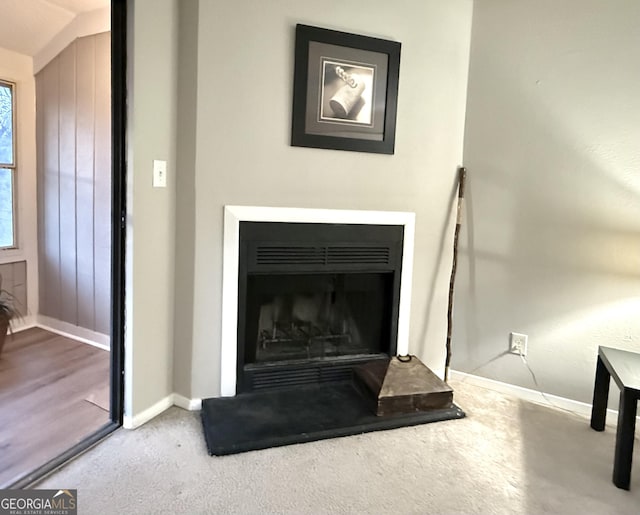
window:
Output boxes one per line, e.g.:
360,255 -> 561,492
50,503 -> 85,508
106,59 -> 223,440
0,80 -> 15,249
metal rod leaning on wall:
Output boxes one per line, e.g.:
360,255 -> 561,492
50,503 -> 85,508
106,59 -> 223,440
445,166 -> 467,382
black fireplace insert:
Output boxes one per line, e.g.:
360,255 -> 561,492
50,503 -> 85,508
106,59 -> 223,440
236,222 -> 404,393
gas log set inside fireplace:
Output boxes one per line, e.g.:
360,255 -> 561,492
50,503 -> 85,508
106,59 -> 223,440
249,272 -> 391,362
255,285 -> 369,362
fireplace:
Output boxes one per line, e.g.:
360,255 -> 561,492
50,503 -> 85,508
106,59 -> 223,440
201,208 -> 464,456
220,206 -> 415,397
236,222 -> 403,392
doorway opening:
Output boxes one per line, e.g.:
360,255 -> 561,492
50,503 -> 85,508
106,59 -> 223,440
0,0 -> 126,488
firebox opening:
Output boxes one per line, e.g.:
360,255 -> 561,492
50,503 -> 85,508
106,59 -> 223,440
244,272 -> 393,365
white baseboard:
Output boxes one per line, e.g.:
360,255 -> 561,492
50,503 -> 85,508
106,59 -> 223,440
450,370 -> 637,425
9,315 -> 37,333
36,315 -> 110,351
172,393 -> 202,411
123,394 -> 202,429
123,395 -> 174,429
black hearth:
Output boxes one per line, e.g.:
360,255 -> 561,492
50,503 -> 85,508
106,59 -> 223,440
236,222 -> 404,393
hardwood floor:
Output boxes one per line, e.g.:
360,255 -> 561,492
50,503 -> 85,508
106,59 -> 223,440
0,327 -> 110,487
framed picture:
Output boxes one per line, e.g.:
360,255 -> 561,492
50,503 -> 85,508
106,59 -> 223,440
291,24 -> 401,155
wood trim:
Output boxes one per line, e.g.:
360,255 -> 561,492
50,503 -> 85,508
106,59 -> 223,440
122,394 -> 202,430
450,370 -> 640,425
36,315 -> 110,350
173,393 -> 202,411
122,395 -> 173,429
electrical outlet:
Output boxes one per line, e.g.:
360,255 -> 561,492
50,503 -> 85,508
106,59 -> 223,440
509,332 -> 528,356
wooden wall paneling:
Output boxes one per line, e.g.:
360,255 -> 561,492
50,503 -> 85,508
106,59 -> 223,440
36,71 -> 45,318
36,33 -> 111,334
58,42 -> 79,325
75,37 -> 97,331
11,261 -> 27,315
0,262 -> 13,293
40,61 -> 61,320
93,32 -> 112,336
0,262 -> 27,316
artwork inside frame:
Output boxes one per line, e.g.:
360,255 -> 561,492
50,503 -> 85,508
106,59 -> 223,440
291,24 -> 401,155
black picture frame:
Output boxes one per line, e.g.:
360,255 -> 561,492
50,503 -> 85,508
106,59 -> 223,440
291,24 -> 401,155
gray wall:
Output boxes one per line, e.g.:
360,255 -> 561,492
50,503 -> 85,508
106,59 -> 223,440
126,0 -> 640,419
36,32 -> 111,335
172,0 -> 473,400
452,0 -> 640,403
172,0 -> 199,397
125,0 -> 178,417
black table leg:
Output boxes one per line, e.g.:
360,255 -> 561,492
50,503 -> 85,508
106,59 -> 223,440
613,390 -> 637,490
590,355 -> 610,432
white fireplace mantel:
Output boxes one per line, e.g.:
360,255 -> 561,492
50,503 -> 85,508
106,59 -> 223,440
220,206 -> 415,397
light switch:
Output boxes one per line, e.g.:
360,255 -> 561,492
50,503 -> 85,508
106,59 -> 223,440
153,160 -> 167,188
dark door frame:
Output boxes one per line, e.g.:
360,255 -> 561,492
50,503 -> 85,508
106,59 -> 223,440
109,0 -> 126,426
12,0 -> 127,488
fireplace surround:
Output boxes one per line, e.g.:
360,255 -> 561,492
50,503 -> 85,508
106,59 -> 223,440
221,206 -> 415,397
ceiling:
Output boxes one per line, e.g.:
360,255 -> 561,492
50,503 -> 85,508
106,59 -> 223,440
0,0 -> 109,57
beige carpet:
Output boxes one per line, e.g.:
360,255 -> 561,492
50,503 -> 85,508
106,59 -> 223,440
36,379 -> 639,514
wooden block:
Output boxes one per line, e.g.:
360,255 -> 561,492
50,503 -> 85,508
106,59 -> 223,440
354,356 -> 453,416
